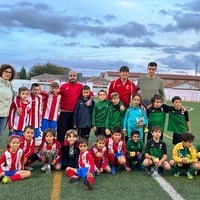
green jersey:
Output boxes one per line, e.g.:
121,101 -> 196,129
126,139 -> 145,155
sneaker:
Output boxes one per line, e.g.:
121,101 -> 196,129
83,179 -> 93,190
147,166 -> 153,175
158,167 -> 164,175
174,171 -> 180,177
41,164 -> 49,171
187,172 -> 193,180
69,177 -> 80,183
111,166 -> 116,174
25,166 -> 33,171
2,176 -> 11,184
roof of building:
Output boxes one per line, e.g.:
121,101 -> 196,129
31,73 -> 65,80
105,71 -> 200,80
87,76 -> 110,84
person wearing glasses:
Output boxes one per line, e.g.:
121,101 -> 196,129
57,70 -> 93,145
0,64 -> 16,144
137,62 -> 165,108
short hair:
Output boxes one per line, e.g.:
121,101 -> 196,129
111,126 -> 122,134
172,96 -> 182,103
181,132 -> 195,142
65,129 -> 78,140
131,130 -> 140,137
78,138 -> 88,146
151,94 -> 164,104
82,85 -> 90,91
24,125 -> 34,132
18,86 -> 29,94
119,66 -> 129,72
50,82 -> 59,88
98,89 -> 107,95
43,128 -> 56,137
110,92 -> 119,99
148,62 -> 157,68
31,83 -> 40,90
95,135 -> 106,143
151,125 -> 162,133
0,64 -> 16,81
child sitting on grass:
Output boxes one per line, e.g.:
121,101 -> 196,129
105,126 -> 131,174
90,135 -> 111,175
169,132 -> 200,179
37,128 -> 61,172
66,138 -> 95,190
0,135 -> 31,183
20,125 -> 38,171
143,125 -> 171,176
60,129 -> 80,170
126,130 -> 145,170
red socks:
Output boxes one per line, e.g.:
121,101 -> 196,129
10,174 -> 22,181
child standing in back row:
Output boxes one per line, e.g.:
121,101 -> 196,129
8,86 -> 31,136
92,90 -> 110,136
40,82 -> 61,132
167,96 -> 191,145
123,94 -> 148,142
73,85 -> 95,140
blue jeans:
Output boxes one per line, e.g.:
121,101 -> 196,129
0,117 -> 8,145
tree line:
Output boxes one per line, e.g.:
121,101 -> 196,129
17,62 -> 71,79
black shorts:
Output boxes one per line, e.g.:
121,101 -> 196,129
172,132 -> 182,145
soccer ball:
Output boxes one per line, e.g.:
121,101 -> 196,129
2,176 -> 11,184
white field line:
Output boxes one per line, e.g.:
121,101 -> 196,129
154,175 -> 185,200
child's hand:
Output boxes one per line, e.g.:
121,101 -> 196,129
16,107 -> 22,116
87,173 -> 93,178
108,148 -> 114,154
93,127 -> 97,132
51,159 -> 56,165
182,157 -> 190,164
24,157 -> 27,165
99,168 -> 103,173
95,152 -> 102,158
120,105 -> 125,112
105,129 -> 111,135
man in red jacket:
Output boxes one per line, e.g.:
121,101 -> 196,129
107,66 -> 137,108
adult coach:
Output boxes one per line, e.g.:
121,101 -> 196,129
137,62 -> 165,107
0,64 -> 16,143
57,70 -> 93,145
107,66 -> 137,108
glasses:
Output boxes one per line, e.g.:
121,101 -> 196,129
79,144 -> 87,148
4,70 -> 12,74
69,75 -> 76,77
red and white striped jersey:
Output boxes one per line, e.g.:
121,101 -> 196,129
8,99 -> 31,131
28,93 -> 43,128
0,148 -> 24,172
41,92 -> 61,121
78,151 -> 94,173
105,137 -> 126,155
20,137 -> 35,159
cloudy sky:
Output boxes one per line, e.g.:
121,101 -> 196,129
1,0 -> 200,76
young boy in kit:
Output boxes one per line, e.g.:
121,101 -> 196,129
90,135 -> 111,174
20,125 -> 38,170
8,87 -> 31,136
105,92 -> 125,136
167,96 -> 191,145
73,85 -> 95,140
66,138 -> 95,190
126,130 -> 145,170
105,126 -> 131,173
143,126 -> 171,175
92,90 -> 110,136
147,94 -> 169,141
40,82 -> 61,132
169,132 -> 200,179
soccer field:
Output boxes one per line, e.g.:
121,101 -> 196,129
0,101 -> 200,200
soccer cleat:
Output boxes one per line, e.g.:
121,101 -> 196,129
69,177 -> 80,183
83,179 -> 93,190
2,176 -> 11,184
174,171 -> 180,177
187,172 -> 193,180
111,166 -> 116,174
25,166 -> 33,171
41,164 -> 49,171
